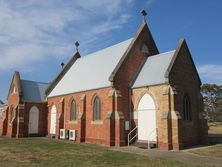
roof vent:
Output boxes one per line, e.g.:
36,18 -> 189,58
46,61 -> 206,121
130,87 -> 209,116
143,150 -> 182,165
141,44 -> 149,54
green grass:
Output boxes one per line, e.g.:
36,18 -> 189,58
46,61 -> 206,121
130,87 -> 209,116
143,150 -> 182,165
191,144 -> 222,158
208,122 -> 222,135
0,138 -> 210,167
191,122 -> 222,158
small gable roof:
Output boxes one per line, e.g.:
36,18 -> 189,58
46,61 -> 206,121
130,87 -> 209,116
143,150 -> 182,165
21,80 -> 49,102
48,38 -> 133,98
132,50 -> 175,88
164,38 -> 201,85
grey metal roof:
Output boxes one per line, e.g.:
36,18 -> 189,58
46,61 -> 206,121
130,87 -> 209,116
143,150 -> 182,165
132,50 -> 175,88
0,103 -> 5,118
21,80 -> 49,102
48,38 -> 133,97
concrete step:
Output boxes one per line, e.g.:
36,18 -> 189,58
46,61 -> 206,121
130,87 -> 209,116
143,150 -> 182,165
133,141 -> 157,149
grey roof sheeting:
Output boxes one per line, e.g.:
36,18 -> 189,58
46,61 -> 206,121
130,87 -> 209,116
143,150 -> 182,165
0,103 -> 6,118
48,38 -> 133,98
0,100 -> 4,105
21,80 -> 49,102
132,50 -> 175,88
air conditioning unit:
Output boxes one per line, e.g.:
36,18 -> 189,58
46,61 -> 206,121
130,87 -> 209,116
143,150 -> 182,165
60,129 -> 69,139
69,130 -> 76,141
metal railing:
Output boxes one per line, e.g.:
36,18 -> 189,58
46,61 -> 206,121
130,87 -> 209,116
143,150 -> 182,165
128,126 -> 138,146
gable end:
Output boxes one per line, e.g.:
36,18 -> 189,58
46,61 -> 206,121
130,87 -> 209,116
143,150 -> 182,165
7,71 -> 23,100
165,38 -> 201,85
109,20 -> 159,83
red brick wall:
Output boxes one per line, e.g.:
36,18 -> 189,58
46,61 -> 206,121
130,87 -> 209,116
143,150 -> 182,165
23,102 -> 48,136
47,87 -> 115,145
113,28 -> 158,121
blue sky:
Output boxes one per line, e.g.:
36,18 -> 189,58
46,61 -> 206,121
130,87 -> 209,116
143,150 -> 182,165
0,0 -> 222,102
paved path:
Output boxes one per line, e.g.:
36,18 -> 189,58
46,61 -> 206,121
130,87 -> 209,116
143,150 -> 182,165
111,146 -> 222,166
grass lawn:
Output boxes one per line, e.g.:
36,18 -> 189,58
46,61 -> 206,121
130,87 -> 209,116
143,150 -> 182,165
208,122 -> 222,136
0,138 -> 210,167
191,122 -> 222,158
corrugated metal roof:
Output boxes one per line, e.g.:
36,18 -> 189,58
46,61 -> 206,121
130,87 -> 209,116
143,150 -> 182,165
21,80 -> 49,102
132,50 -> 175,88
0,103 -> 6,117
48,38 -> 133,97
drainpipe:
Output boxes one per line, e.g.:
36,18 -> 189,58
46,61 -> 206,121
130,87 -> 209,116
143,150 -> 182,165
63,102 -> 65,130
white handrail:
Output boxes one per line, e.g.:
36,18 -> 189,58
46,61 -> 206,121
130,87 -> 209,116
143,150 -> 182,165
128,126 -> 137,136
128,126 -> 138,146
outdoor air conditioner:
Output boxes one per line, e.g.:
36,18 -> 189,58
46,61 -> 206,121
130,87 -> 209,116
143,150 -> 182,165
69,130 -> 76,141
60,129 -> 69,139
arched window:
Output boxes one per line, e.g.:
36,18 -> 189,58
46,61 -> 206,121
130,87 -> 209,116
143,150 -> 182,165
70,100 -> 77,121
183,95 -> 192,121
93,97 -> 101,120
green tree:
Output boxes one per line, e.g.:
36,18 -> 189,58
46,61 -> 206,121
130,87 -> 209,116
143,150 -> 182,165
201,84 -> 222,122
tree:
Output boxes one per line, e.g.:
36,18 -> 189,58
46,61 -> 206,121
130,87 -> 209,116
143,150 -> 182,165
201,84 -> 222,122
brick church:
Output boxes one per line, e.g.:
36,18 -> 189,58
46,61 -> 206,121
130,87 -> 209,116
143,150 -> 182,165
0,14 -> 208,150
0,72 -> 49,137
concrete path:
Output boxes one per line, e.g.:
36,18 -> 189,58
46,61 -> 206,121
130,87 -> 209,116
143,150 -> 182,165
111,146 -> 222,166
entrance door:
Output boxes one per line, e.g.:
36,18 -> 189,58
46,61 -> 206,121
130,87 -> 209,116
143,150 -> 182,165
28,106 -> 39,134
138,94 -> 157,142
50,105 -> 57,134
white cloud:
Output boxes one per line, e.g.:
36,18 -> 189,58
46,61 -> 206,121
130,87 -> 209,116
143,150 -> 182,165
197,64 -> 222,85
0,0 -> 133,71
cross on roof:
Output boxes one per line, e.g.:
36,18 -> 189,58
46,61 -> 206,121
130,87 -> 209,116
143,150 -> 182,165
75,41 -> 80,52
141,10 -> 147,22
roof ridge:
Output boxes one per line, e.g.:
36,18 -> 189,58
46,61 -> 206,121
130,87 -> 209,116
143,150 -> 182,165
150,50 -> 176,57
79,38 -> 133,60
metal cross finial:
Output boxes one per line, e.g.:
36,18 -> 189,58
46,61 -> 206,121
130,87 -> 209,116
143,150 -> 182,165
61,62 -> 65,69
75,41 -> 80,52
141,10 -> 147,22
